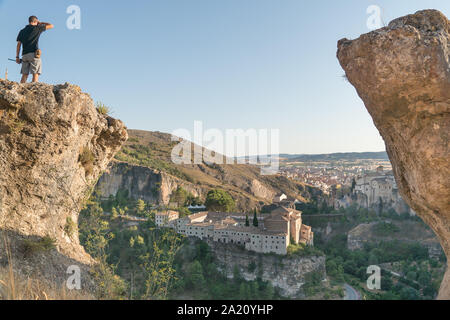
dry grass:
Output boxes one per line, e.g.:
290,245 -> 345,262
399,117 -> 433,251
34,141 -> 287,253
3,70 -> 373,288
0,236 -> 94,300
0,271 -> 94,300
22,236 -> 56,257
96,102 -> 111,116
79,146 -> 95,176
5,109 -> 26,134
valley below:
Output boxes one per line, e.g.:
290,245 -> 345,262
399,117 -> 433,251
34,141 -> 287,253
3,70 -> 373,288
75,127 -> 446,300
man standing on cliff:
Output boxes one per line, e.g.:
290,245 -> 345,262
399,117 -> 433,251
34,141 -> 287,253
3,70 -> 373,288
16,16 -> 54,83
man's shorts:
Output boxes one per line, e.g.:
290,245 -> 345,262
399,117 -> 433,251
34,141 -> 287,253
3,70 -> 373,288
21,52 -> 42,75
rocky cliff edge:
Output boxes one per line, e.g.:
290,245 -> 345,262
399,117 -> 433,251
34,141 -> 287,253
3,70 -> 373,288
0,80 -> 127,282
337,9 -> 449,299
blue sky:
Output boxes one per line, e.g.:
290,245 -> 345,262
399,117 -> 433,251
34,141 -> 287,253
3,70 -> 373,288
1,1 -> 449,155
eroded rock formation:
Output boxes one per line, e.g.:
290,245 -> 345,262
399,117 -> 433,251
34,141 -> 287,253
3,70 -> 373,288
337,9 -> 449,299
97,161 -> 203,205
205,239 -> 326,298
0,80 -> 127,281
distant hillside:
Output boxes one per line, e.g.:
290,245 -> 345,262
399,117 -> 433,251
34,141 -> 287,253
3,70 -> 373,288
347,221 -> 443,257
100,130 -> 323,211
279,152 -> 389,162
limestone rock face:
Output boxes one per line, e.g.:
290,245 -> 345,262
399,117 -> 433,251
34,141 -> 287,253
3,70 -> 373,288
337,10 -> 449,299
0,80 -> 127,267
250,179 -> 276,201
97,162 -> 202,205
205,239 -> 326,298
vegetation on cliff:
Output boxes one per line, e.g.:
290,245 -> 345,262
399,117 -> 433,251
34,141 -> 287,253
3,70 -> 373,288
318,233 -> 445,300
77,191 -> 293,300
205,189 -> 236,212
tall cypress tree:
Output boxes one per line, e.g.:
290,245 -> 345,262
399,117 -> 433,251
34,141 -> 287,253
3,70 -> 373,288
245,214 -> 250,227
253,209 -> 259,227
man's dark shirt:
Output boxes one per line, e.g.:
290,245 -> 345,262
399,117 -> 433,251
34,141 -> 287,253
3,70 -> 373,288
17,24 -> 46,55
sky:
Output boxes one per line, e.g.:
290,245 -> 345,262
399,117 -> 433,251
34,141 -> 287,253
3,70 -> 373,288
0,1 -> 449,155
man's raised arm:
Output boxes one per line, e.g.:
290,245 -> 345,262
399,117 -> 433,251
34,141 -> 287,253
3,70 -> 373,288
38,21 -> 54,30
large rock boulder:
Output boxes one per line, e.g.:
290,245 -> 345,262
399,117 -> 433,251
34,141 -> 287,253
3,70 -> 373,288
0,80 -> 127,282
337,9 -> 449,299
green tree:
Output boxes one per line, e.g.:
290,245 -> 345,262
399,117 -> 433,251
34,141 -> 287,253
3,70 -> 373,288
406,271 -> 418,282
253,209 -> 259,227
343,260 -> 357,275
381,275 -> 393,291
136,235 -> 145,246
78,194 -> 127,300
188,260 -> 206,289
170,187 -> 189,207
245,214 -> 250,227
79,199 -> 111,258
141,229 -> 182,299
378,197 -> 383,213
205,189 -> 235,212
188,196 -> 203,206
90,256 -> 127,300
239,283 -> 248,300
251,281 -> 259,297
136,199 -> 146,214
233,265 -> 242,282
399,287 -> 420,300
262,283 -> 274,299
418,271 -> 432,287
368,253 -> 379,265
111,207 -> 119,220
351,178 -> 356,193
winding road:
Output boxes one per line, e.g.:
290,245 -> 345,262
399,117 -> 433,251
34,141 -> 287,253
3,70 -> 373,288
344,284 -> 361,300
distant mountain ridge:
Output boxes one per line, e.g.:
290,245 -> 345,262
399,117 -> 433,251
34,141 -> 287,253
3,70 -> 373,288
279,151 -> 389,162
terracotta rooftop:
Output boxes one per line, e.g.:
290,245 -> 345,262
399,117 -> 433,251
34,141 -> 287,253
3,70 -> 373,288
186,211 -> 208,221
271,206 -> 302,216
